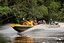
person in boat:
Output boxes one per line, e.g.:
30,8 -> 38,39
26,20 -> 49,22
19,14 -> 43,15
23,20 -> 34,26
43,20 -> 46,24
33,19 -> 38,25
38,20 -> 43,24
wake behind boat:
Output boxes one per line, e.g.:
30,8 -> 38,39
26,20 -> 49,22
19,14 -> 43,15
21,24 -> 64,43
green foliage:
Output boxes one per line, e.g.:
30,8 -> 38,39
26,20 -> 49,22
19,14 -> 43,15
0,6 -> 11,15
0,0 -> 64,24
32,5 -> 48,19
49,2 -> 61,11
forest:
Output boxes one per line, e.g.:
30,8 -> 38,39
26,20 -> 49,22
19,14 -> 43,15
0,0 -> 64,24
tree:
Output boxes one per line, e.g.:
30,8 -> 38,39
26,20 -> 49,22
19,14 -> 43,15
48,2 -> 61,21
0,6 -> 11,15
0,0 -> 64,24
32,5 -> 48,19
48,2 -> 61,12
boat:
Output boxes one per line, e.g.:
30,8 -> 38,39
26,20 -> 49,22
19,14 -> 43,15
10,24 -> 32,32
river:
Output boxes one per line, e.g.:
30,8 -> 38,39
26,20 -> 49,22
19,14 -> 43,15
0,24 -> 64,43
